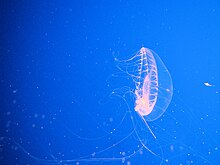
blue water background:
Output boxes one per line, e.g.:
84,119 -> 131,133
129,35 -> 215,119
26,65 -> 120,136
1,0 -> 220,164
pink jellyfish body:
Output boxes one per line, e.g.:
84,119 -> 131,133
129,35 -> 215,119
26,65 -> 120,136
115,47 -> 173,121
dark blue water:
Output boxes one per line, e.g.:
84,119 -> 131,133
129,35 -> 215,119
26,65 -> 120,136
1,0 -> 220,164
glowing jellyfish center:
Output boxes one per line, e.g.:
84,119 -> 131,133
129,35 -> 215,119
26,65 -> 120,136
134,47 -> 159,116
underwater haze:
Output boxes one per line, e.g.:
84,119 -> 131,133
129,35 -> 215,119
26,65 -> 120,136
1,0 -> 220,164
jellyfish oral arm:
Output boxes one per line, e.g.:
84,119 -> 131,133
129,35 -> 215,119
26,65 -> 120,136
134,90 -> 151,116
134,70 -> 158,117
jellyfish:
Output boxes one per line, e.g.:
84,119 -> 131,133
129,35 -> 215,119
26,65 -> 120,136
114,47 -> 173,122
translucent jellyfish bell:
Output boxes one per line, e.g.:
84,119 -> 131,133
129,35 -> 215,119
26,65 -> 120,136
114,47 -> 173,121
